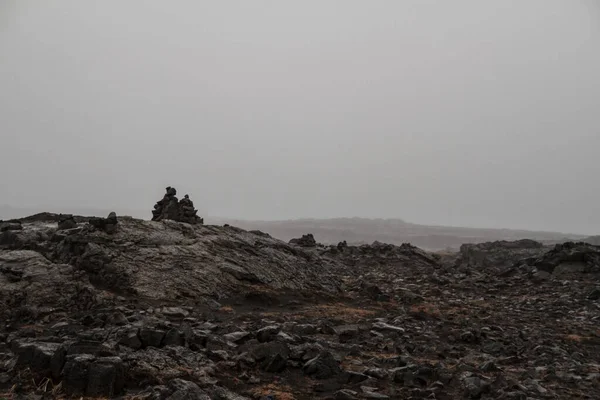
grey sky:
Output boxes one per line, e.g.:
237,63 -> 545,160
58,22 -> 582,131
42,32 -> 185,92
1,1 -> 599,234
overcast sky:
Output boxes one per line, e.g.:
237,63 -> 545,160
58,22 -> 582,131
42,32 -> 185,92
1,1 -> 599,234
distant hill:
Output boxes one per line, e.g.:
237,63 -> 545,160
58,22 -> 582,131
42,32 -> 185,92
583,236 -> 600,246
208,217 -> 585,251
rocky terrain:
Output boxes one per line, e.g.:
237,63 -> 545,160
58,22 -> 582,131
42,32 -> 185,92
1,211 -> 600,399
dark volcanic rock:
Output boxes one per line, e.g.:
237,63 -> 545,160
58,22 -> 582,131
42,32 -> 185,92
13,341 -> 61,374
251,341 -> 290,373
0,220 -> 23,232
456,239 -> 546,271
528,242 -> 600,274
289,233 -> 317,247
63,355 -> 125,397
57,214 -> 77,230
88,212 -> 119,234
303,351 -> 342,379
164,379 -> 211,400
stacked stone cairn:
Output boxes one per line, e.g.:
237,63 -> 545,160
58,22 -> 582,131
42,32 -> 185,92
152,187 -> 203,224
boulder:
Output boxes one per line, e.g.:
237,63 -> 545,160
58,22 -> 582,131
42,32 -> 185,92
303,351 -> 342,379
57,214 -> 77,230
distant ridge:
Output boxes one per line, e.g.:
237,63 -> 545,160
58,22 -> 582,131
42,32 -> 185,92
209,216 -> 585,250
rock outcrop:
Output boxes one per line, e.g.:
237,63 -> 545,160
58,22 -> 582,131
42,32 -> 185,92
289,233 -> 317,247
57,214 -> 77,230
0,220 -> 22,232
88,212 -> 118,234
152,187 -> 203,224
456,239 -> 546,272
526,241 -> 600,275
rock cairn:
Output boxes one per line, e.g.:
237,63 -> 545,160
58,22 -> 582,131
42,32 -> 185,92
152,187 -> 203,224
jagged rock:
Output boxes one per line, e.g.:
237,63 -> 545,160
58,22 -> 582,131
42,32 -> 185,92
529,242 -> 600,274
361,283 -> 389,301
107,311 -> 129,326
224,331 -> 251,344
140,328 -> 166,348
12,341 -> 61,373
456,239 -> 546,271
88,212 -> 119,234
289,233 -> 317,247
347,371 -> 370,384
161,306 -> 190,319
63,354 -> 95,395
251,341 -> 290,373
62,355 -> 125,397
256,325 -> 281,343
371,322 -> 405,333
335,389 -> 359,399
166,379 -> 211,400
588,287 -> 600,300
163,329 -> 185,347
362,391 -> 389,399
462,375 -> 490,398
303,351 -> 341,379
86,357 -> 126,397
0,221 -> 23,232
58,214 -> 77,230
333,324 -> 362,342
119,331 -> 143,350
152,187 -> 203,224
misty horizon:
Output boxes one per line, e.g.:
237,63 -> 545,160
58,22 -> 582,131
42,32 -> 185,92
1,1 -> 599,235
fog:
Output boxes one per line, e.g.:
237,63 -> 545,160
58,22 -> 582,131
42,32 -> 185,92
1,1 -> 599,234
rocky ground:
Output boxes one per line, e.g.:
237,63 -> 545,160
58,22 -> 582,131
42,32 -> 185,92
1,215 -> 599,399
